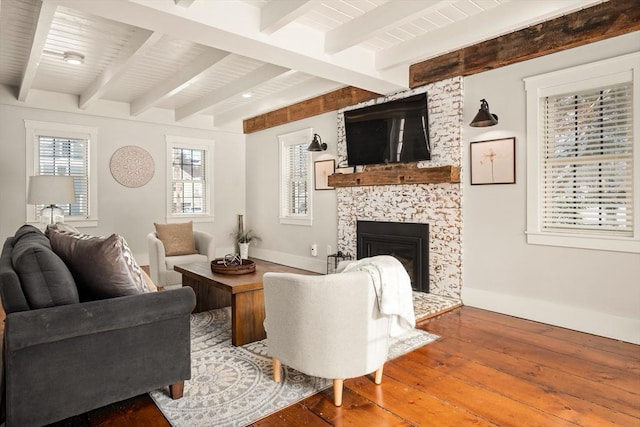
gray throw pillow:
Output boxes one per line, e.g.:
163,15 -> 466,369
49,230 -> 149,300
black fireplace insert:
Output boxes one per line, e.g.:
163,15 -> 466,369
356,220 -> 429,292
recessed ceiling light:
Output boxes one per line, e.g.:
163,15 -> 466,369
63,52 -> 85,65
242,92 -> 253,99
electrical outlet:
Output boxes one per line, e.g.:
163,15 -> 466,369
311,244 -> 318,257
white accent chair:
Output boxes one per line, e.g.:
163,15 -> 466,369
263,271 -> 391,406
147,230 -> 215,290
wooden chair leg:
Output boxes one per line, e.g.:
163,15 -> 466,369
273,357 -> 282,382
169,381 -> 184,399
374,365 -> 384,384
333,379 -> 344,406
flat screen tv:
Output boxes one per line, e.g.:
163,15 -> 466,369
344,93 -> 431,166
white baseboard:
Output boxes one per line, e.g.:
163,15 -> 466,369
249,247 -> 326,274
462,287 -> 640,345
137,247 -> 325,274
137,246 -> 325,280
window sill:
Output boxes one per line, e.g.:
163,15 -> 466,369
27,219 -> 98,229
166,215 -> 214,224
66,219 -> 98,228
279,217 -> 312,226
526,231 -> 639,253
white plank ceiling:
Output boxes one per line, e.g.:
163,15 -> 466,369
0,0 -> 605,129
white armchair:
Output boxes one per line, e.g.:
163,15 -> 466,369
147,230 -> 215,290
263,270 -> 391,406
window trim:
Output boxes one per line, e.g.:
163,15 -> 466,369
278,128 -> 313,226
524,52 -> 640,253
165,135 -> 213,223
25,120 -> 98,227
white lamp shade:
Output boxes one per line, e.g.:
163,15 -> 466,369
27,175 -> 77,205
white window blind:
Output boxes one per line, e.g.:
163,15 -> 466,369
171,147 -> 207,215
285,143 -> 309,215
541,82 -> 633,236
278,128 -> 312,226
37,135 -> 89,219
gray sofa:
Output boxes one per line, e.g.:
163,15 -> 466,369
0,225 -> 196,426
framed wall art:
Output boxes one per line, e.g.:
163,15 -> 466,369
314,159 -> 335,190
470,137 -> 516,185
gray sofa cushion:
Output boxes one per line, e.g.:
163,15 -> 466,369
49,230 -> 149,300
10,225 -> 79,309
0,239 -> 30,313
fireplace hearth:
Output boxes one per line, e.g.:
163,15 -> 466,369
356,220 -> 429,292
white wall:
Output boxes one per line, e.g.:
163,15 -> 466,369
462,32 -> 640,344
245,112 -> 338,273
0,91 -> 246,264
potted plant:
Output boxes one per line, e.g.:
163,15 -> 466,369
234,229 -> 261,259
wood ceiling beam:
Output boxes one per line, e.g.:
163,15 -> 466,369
18,0 -> 57,102
409,0 -> 640,88
131,49 -> 229,116
376,0 -> 603,71
79,29 -> 162,109
325,0 -> 446,55
176,64 -> 290,122
260,0 -> 317,35
243,86 -> 380,134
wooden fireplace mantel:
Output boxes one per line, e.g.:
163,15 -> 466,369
327,164 -> 460,188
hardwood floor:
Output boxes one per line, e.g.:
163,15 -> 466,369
50,306 -> 639,426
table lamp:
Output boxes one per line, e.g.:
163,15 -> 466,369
27,175 -> 77,225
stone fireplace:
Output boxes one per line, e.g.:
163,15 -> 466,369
335,77 -> 463,299
357,220 -> 429,292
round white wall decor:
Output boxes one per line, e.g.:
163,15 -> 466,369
110,145 -> 155,188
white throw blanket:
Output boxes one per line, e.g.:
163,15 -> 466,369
342,255 -> 416,336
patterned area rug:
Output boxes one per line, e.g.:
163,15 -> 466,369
150,305 -> 439,427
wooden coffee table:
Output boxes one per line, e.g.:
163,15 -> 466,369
174,259 -> 312,346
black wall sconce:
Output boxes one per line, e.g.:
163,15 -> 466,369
307,133 -> 327,151
470,99 -> 498,127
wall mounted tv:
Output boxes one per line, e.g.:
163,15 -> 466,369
344,93 -> 431,167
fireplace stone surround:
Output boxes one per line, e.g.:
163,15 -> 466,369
335,77 -> 463,299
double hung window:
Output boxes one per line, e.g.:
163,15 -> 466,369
279,128 -> 313,226
166,136 -> 212,221
25,121 -> 98,226
524,53 -> 639,253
